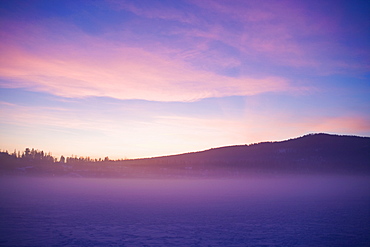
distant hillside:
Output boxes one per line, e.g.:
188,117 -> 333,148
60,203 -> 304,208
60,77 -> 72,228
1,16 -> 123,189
126,133 -> 370,176
1,133 -> 369,177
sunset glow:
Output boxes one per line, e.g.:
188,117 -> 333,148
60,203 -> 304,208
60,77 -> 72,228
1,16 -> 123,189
1,0 -> 369,159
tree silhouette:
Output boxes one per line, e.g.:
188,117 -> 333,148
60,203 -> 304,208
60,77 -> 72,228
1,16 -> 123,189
60,155 -> 65,163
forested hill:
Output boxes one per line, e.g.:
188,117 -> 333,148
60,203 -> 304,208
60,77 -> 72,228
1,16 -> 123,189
132,133 -> 370,175
1,133 -> 370,177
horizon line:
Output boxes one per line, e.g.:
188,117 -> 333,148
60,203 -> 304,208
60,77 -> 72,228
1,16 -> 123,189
2,132 -> 368,162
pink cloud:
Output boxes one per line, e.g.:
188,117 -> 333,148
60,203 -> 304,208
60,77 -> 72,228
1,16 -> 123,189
2,1 -> 364,103
0,25 -> 290,102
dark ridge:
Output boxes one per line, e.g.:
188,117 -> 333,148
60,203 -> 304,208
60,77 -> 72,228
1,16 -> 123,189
1,133 -> 369,177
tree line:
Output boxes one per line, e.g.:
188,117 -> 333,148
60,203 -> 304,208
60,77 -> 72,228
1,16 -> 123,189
0,148 -> 120,165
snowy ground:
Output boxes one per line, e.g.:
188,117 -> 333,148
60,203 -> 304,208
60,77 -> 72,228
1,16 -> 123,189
0,176 -> 369,246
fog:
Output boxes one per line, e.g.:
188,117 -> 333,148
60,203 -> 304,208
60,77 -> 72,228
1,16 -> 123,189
1,175 -> 369,202
1,175 -> 369,246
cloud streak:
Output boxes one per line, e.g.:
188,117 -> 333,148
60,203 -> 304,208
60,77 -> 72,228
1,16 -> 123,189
1,0 -> 368,103
0,26 -> 289,102
116,0 -> 369,74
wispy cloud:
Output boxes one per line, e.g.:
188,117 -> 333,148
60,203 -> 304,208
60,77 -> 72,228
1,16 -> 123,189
1,0 -> 367,104
110,0 -> 199,24
116,0 -> 369,74
0,24 -> 289,102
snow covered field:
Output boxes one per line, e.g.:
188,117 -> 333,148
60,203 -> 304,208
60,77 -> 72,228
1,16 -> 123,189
0,176 -> 369,246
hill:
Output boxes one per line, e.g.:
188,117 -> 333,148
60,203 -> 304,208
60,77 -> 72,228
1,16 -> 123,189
127,133 -> 370,176
1,133 -> 369,177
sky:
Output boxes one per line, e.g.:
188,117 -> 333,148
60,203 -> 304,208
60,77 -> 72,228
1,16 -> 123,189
0,0 -> 369,159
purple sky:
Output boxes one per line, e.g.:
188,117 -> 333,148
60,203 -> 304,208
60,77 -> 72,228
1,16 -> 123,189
0,0 -> 369,159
